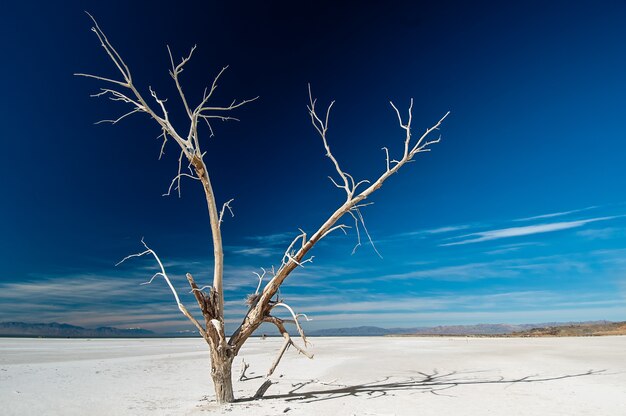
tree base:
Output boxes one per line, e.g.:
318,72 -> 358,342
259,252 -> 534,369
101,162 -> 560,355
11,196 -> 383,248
211,357 -> 235,403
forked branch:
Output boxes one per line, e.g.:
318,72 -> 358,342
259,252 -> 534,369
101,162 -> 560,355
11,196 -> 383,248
307,84 -> 371,199
78,14 -> 258,343
229,89 -> 449,363
264,315 -> 314,377
219,199 -> 235,225
167,44 -> 196,119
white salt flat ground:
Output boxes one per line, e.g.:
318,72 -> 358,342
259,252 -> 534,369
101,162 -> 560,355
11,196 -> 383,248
1,336 -> 625,415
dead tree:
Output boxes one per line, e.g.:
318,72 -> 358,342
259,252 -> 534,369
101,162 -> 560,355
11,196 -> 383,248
77,14 -> 449,404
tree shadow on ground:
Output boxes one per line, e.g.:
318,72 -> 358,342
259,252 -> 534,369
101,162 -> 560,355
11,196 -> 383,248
237,369 -> 606,403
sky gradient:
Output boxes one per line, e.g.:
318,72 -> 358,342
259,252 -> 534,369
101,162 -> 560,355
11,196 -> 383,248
1,1 -> 625,333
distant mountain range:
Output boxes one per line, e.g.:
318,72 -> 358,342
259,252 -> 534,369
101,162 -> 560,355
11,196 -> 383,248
512,321 -> 626,337
307,321 -> 615,337
0,320 -> 617,338
0,322 -> 154,338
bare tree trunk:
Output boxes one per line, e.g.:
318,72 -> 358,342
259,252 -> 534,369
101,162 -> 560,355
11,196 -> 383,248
78,14 -> 449,404
210,352 -> 234,404
191,156 -> 225,315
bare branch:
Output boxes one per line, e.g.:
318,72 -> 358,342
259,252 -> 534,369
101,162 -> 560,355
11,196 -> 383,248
410,112 -> 450,155
115,249 -> 151,267
382,147 -> 391,171
253,267 -> 269,295
272,302 -> 311,347
230,97 -> 449,355
321,224 -> 351,239
267,335 -> 290,377
90,88 -> 143,109
218,198 -> 235,225
353,179 -> 371,193
352,206 -> 382,259
327,175 -> 343,189
263,315 -> 313,377
77,14 -> 196,157
116,239 -> 207,338
176,150 -> 184,198
85,11 -> 131,82
238,359 -> 250,381
199,114 -> 240,122
279,229 -> 308,269
139,272 -> 164,286
389,101 -> 404,127
194,66 -> 229,113
94,107 -> 141,125
253,379 -> 273,399
285,253 -> 314,268
308,85 -> 351,197
149,86 -> 169,121
198,115 -> 215,138
74,73 -> 127,87
347,209 -> 362,255
307,85 -> 376,201
157,130 -> 168,160
198,96 -> 259,114
163,173 -> 200,197
161,150 -> 203,198
285,336 -> 313,358
189,285 -> 212,293
167,44 -> 196,119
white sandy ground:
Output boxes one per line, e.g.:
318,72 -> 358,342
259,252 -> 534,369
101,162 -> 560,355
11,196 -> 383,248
1,336 -> 625,416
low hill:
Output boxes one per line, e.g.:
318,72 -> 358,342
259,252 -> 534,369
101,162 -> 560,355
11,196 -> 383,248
511,321 -> 626,337
0,322 -> 154,338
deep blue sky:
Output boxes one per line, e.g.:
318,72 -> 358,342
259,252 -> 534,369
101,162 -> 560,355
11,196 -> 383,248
1,1 -> 625,332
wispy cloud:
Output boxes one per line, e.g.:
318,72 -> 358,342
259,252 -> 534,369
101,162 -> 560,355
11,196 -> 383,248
227,246 -> 277,257
421,224 -> 473,234
244,231 -> 295,245
391,224 -> 473,240
3,246 -> 624,332
343,249 -> 626,284
483,242 -> 540,255
225,231 -> 299,259
576,227 -> 620,240
342,261 -> 520,283
442,216 -> 618,246
255,289 -> 624,328
291,290 -> 626,328
306,304 -> 626,327
0,267 -> 256,331
0,275 -> 188,329
514,206 -> 598,222
287,291 -> 555,314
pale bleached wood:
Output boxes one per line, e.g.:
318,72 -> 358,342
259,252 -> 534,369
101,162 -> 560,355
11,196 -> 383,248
79,13 -> 448,404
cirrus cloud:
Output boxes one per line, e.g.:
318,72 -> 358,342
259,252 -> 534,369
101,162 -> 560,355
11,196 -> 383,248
442,216 -> 620,246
